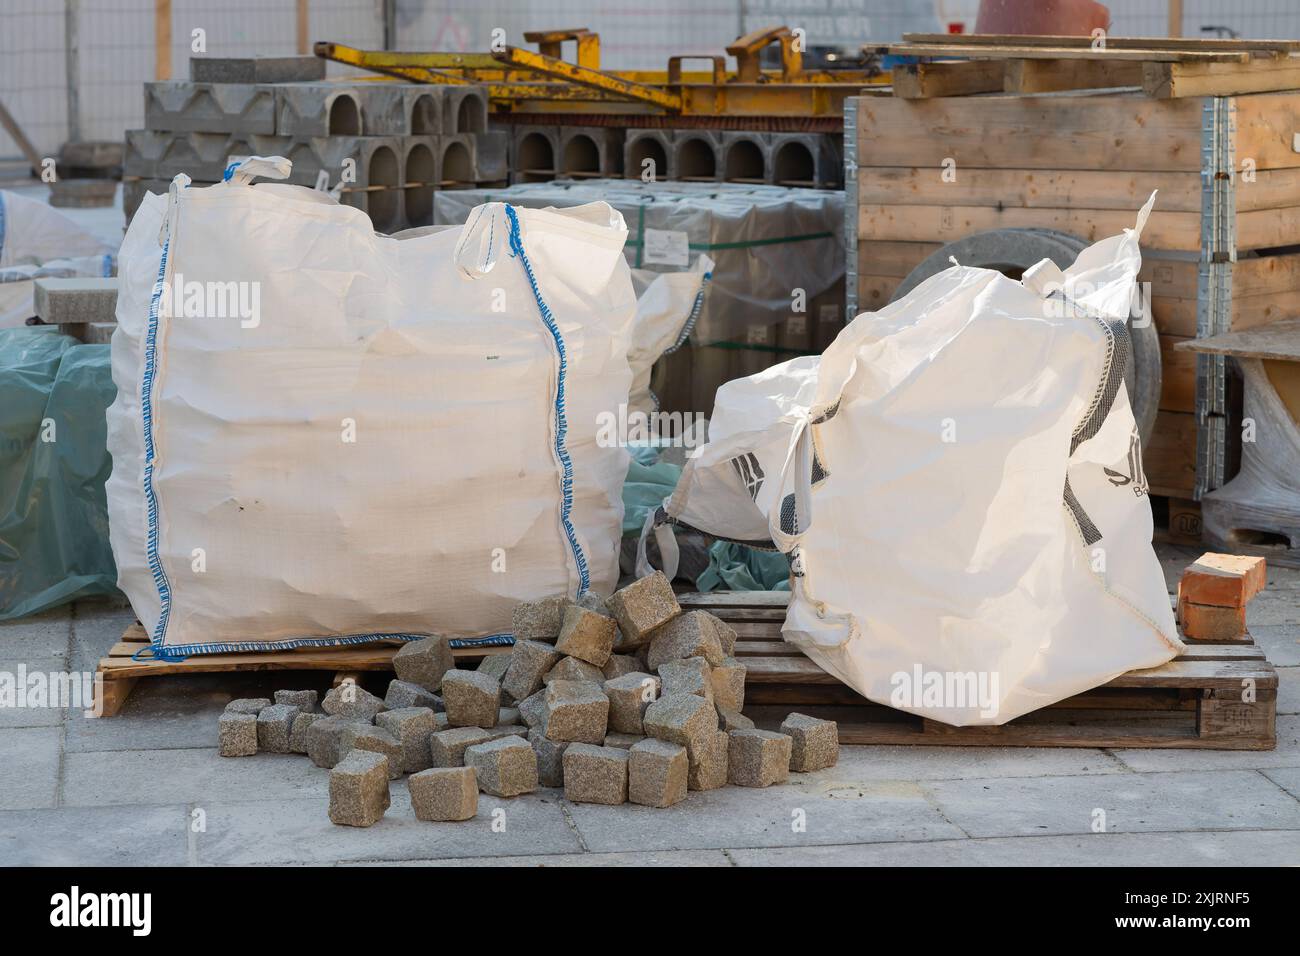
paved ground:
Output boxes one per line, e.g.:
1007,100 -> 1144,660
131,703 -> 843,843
2,543 -> 1297,866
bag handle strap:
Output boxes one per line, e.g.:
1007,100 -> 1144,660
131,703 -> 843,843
454,202 -> 509,279
634,507 -> 681,581
222,155 -> 292,186
766,414 -> 815,552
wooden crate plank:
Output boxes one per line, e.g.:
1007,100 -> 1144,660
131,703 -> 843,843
891,60 -> 1004,99
1004,57 -> 1143,94
879,43 -> 1251,63
1237,207 -> 1300,250
1176,317 -> 1300,361
855,167 -> 1201,212
1159,333 -> 1197,411
1150,295 -> 1197,337
1143,255 -> 1200,298
1145,58 -> 1300,100
856,203 -> 1202,250
855,239 -> 940,277
854,95 -> 1207,173
1143,409 -> 1198,498
1233,292 -> 1300,330
1233,92 -> 1300,171
899,34 -> 1300,54
854,274 -> 903,312
1232,249 -> 1300,294
1234,168 -> 1300,211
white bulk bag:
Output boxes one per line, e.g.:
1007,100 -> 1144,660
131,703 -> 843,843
107,158 -> 636,656
644,197 -> 1183,725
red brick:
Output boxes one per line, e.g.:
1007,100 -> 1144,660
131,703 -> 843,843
1177,597 -> 1247,641
1177,553 -> 1266,608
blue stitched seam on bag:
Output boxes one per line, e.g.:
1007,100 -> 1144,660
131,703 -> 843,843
504,203 -> 591,595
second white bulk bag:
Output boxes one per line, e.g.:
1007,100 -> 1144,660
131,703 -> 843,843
643,197 -> 1183,725
107,158 -> 637,656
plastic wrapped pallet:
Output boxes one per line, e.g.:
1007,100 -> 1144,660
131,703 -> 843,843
639,197 -> 1184,726
434,179 -> 844,347
0,190 -> 115,327
106,158 -> 639,656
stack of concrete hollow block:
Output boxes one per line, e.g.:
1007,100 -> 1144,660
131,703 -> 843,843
124,56 -> 507,233
507,124 -> 842,189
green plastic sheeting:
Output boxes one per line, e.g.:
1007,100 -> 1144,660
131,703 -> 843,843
621,444 -> 789,592
0,328 -> 119,618
696,540 -> 791,593
621,444 -> 681,535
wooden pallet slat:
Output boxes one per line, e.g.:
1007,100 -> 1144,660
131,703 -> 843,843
93,624 -> 509,717
94,587 -> 1278,749
704,593 -> 1277,750
879,36 -> 1300,98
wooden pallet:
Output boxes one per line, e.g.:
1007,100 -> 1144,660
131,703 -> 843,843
93,624 -> 509,718
878,34 -> 1300,99
679,592 -> 1278,750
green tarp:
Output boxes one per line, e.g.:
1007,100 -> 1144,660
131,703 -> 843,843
0,328 -> 119,618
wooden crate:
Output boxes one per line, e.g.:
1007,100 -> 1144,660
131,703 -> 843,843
847,88 -> 1300,500
682,592 -> 1278,750
92,624 -> 508,718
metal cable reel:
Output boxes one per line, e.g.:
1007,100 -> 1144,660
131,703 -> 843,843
889,228 -> 1162,447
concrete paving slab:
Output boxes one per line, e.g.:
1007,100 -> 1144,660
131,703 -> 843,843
0,659 -> 70,728
69,600 -> 137,672
0,726 -> 61,810
65,660 -> 333,753
746,736 -> 1126,782
1278,667 -> 1299,714
1246,591 -> 1300,627
1111,715 -> 1300,772
926,769 -> 1300,838
344,848 -> 734,866
1250,625 -> 1300,667
567,778 -> 964,852
0,803 -> 190,865
728,829 -> 1300,866
64,703 -> 218,753
1157,545 -> 1204,592
0,607 -> 70,660
1261,766 -> 1300,800
194,788 -> 581,864
62,747 -> 326,807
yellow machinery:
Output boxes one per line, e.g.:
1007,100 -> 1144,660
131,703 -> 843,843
316,26 -> 886,130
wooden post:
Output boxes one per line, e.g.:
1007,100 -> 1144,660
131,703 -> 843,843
1168,0 -> 1183,38
297,0 -> 309,55
382,0 -> 396,51
0,98 -> 43,173
155,0 -> 171,80
64,0 -> 80,142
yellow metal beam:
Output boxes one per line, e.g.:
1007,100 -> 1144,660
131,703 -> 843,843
522,28 -> 601,69
491,45 -> 681,110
